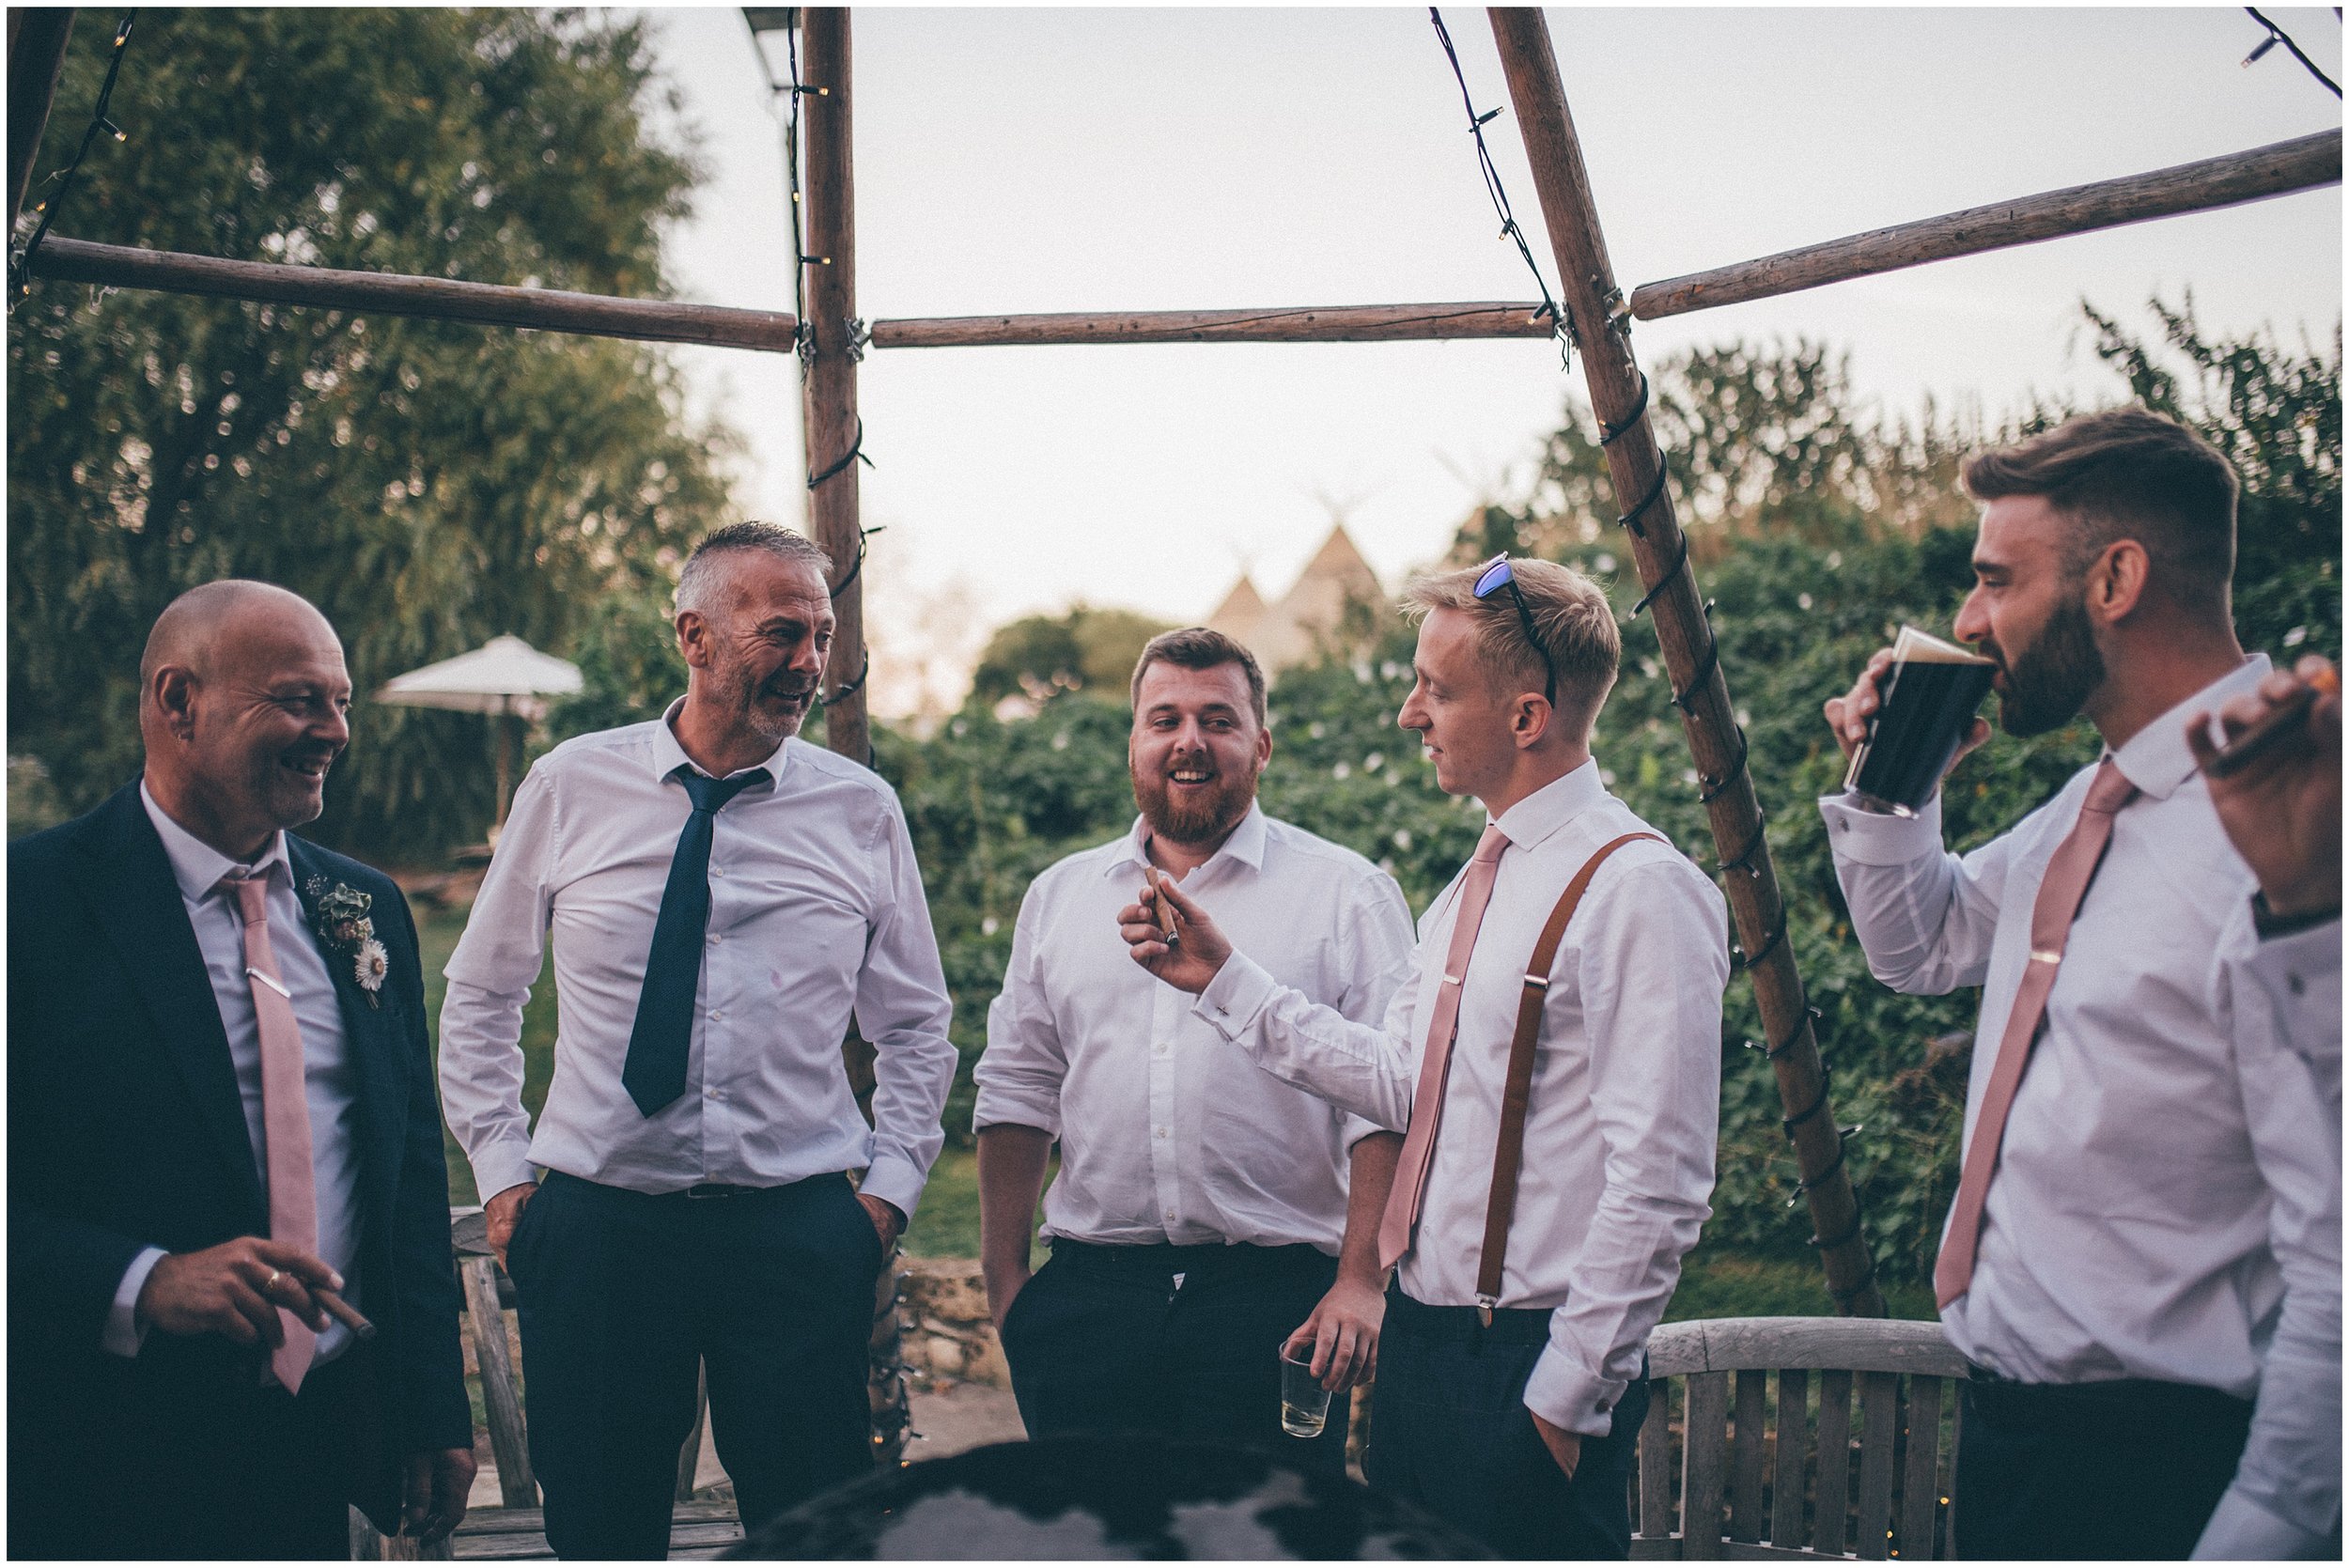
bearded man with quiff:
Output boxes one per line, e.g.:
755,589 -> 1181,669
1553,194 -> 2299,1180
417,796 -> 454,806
974,628 -> 1415,1473
1819,407 -> 2340,1560
440,523 -> 957,1557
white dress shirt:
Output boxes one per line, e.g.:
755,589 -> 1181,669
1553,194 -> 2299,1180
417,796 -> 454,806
1196,761 -> 1729,1436
1820,655 -> 2341,1554
111,785 -> 364,1374
974,806 -> 1416,1253
439,702 -> 957,1219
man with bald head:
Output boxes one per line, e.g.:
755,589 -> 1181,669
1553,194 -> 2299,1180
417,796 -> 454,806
9,581 -> 475,1558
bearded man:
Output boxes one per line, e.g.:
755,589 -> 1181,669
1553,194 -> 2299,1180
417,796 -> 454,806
973,628 -> 1413,1473
439,523 -> 957,1558
1819,409 -> 2340,1560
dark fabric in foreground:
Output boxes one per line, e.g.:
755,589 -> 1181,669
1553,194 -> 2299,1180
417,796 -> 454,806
1000,1238 -> 1351,1477
732,1433 -> 1490,1558
1953,1375 -> 2253,1560
511,1169 -> 880,1558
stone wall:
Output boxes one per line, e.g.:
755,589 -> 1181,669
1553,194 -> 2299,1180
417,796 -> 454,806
897,1257 -> 1011,1389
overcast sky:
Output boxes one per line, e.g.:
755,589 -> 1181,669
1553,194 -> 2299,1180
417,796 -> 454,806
634,5 -> 2342,716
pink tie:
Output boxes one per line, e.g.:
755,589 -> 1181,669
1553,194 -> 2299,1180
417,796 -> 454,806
220,873 -> 319,1393
1934,758 -> 2139,1309
1377,823 -> 1510,1272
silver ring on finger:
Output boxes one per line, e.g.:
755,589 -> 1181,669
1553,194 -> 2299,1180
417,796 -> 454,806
263,1267 -> 283,1297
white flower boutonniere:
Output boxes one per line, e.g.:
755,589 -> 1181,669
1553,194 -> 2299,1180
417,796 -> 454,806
306,877 -> 386,1008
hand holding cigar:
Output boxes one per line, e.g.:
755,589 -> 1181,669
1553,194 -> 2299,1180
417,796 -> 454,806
2186,654 -> 2341,922
1146,866 -> 1180,946
316,1286 -> 377,1341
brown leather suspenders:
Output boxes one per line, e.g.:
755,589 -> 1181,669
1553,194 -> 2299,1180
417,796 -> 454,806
1474,831 -> 1663,1324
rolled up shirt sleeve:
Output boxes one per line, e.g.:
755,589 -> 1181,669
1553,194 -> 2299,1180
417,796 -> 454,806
1818,788 -> 2013,996
1522,859 -> 1728,1437
972,879 -> 1072,1140
851,798 -> 959,1220
439,763 -> 558,1205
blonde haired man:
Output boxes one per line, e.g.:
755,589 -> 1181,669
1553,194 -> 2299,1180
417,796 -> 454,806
1125,556 -> 1727,1559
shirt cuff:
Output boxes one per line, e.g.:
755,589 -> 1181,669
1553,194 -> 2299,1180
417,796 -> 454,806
1193,952 -> 1279,1040
1817,788 -> 1944,866
971,1089 -> 1063,1141
2192,1483 -> 2334,1560
103,1247 -> 168,1358
470,1141 -> 543,1212
858,1151 -> 928,1223
1521,1332 -> 1627,1439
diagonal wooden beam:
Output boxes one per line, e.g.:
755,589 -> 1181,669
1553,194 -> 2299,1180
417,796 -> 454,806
24,236 -> 802,349
8,7 -> 76,232
1633,129 -> 2342,321
1487,7 -> 1885,1316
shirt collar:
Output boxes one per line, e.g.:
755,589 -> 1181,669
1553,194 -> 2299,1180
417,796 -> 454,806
1490,756 -> 1610,851
2109,654 -> 2272,801
1105,801 -> 1270,878
653,694 -> 789,790
139,779 -> 290,905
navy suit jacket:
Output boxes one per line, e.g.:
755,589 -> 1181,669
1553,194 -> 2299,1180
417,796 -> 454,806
8,783 -> 471,1538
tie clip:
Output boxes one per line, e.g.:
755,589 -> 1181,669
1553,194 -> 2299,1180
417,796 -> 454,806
247,967 -> 292,999
2028,949 -> 2062,965
1442,973 -> 1463,986
1523,973 -> 1550,989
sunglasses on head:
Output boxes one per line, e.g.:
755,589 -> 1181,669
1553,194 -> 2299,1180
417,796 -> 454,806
1472,554 -> 1557,706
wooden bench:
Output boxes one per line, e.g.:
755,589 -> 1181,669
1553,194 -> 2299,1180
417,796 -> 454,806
1631,1316 -> 1968,1561
348,1207 -> 910,1560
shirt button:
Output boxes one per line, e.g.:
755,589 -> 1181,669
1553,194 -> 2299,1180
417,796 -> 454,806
1164,1210 -> 1176,1221
1155,1127 -> 1168,1140
708,934 -> 723,945
711,867 -> 725,878
708,1010 -> 723,1021
1153,1040 -> 1169,1056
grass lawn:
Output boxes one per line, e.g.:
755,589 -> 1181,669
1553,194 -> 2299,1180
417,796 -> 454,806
419,904 -> 1933,1319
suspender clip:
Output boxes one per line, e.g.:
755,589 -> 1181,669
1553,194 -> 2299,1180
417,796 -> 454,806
1475,1294 -> 1496,1328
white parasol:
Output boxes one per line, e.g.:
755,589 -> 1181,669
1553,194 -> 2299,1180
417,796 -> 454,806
375,635 -> 583,831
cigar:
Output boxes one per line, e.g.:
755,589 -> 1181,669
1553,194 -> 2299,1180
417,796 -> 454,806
2202,666 -> 2341,780
316,1286 -> 377,1341
1147,868 -> 1180,947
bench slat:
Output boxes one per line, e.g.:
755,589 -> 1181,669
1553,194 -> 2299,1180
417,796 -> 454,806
1729,1369 -> 1768,1542
1812,1369 -> 1853,1557
459,1257 -> 536,1509
1681,1370 -> 1731,1559
1853,1371 -> 1899,1560
1640,1377 -> 1675,1544
1900,1374 -> 1943,1561
1768,1368 -> 1807,1552
1646,1318 -> 1966,1379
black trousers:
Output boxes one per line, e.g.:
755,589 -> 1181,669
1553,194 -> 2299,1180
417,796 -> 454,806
1954,1374 -> 2255,1560
999,1238 -> 1352,1477
510,1170 -> 882,1559
1364,1287 -> 1649,1560
14,1343 -> 369,1560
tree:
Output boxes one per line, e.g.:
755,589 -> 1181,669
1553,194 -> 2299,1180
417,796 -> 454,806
967,604 -> 1173,708
8,8 -> 739,858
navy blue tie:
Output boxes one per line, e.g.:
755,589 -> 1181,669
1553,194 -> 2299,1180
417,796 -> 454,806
622,768 -> 761,1116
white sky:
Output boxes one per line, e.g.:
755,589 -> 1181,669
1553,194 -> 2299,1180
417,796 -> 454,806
635,5 -> 2343,717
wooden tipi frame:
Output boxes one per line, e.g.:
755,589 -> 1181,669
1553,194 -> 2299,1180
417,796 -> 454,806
9,7 -> 2341,1312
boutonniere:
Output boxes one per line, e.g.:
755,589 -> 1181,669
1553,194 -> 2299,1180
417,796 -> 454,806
305,877 -> 388,1008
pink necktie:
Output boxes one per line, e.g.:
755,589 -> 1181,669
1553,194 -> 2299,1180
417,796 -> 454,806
1934,758 -> 2139,1309
220,873 -> 319,1393
1377,823 -> 1510,1272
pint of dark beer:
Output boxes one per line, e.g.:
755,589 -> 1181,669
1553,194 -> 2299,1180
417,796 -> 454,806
1843,627 -> 1997,815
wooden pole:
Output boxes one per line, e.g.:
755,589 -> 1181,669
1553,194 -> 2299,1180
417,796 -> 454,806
25,237 -> 801,350
800,7 -> 870,766
1487,7 -> 1884,1315
1632,129 -> 2341,321
8,8 -> 75,232
872,301 -> 1555,349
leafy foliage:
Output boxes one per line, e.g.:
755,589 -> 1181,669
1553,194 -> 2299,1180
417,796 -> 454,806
875,306 -> 2338,1295
968,604 -> 1174,707
8,8 -> 737,856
